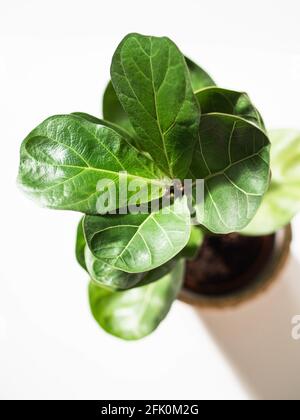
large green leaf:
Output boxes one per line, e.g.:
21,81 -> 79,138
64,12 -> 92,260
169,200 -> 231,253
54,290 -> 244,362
110,33 -> 200,179
84,197 -> 191,273
185,57 -> 215,91
89,259 -> 184,340
190,113 -> 270,233
242,130 -> 300,235
76,218 -> 177,290
195,87 -> 265,130
102,57 -> 214,137
18,114 -> 168,213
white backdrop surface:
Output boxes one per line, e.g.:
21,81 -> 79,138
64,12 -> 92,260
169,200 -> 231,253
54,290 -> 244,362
1,0 -> 300,400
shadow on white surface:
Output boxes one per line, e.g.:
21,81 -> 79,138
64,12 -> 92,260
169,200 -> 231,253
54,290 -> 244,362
196,255 -> 300,400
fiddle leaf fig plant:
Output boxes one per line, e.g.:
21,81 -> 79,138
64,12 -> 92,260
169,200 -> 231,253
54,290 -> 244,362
19,32 -> 299,340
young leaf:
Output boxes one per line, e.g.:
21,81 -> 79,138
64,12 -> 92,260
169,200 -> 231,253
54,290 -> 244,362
195,87 -> 265,130
75,218 -> 87,271
102,57 -> 214,136
190,113 -> 270,233
185,57 -> 215,91
89,259 -> 184,340
18,114 -> 167,213
84,197 -> 191,273
110,33 -> 200,178
242,130 -> 300,235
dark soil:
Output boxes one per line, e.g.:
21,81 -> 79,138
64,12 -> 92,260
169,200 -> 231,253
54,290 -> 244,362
184,233 -> 275,296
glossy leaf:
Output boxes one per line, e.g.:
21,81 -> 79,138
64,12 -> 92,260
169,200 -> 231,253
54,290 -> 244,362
102,57 -> 214,136
72,112 -> 136,146
242,130 -> 300,235
18,114 -> 168,213
85,246 -> 144,290
195,87 -> 265,130
190,113 -> 270,233
89,259 -> 184,340
76,218 -> 177,290
110,33 -> 200,178
76,216 -> 144,289
185,57 -> 215,91
84,197 -> 191,273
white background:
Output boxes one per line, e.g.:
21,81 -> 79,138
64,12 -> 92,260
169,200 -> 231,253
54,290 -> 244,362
1,0 -> 300,400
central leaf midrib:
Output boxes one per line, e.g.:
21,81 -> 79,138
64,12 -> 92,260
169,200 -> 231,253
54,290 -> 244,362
24,143 -> 167,187
114,212 -> 155,265
148,37 -> 173,178
116,49 -> 166,156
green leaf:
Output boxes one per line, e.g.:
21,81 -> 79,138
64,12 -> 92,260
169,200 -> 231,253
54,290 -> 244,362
18,114 -> 168,213
89,259 -> 184,340
136,259 -> 177,287
179,226 -> 205,260
75,218 -> 87,271
242,130 -> 300,235
76,217 -> 177,290
102,57 -> 214,137
72,112 -> 137,146
185,57 -> 215,91
195,87 -> 265,130
110,33 -> 200,178
102,81 -> 137,139
84,197 -> 191,273
85,246 -> 144,290
88,252 -> 177,291
190,113 -> 270,233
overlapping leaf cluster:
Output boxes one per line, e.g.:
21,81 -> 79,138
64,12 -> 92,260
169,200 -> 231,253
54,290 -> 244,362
19,33 -> 276,340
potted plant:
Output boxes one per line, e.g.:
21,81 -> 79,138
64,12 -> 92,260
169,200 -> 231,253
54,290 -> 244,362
18,33 -> 299,340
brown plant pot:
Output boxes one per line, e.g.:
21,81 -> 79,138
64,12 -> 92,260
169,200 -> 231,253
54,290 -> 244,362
179,225 -> 292,308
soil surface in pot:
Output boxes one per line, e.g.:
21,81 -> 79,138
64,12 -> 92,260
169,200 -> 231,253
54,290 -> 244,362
184,233 -> 275,296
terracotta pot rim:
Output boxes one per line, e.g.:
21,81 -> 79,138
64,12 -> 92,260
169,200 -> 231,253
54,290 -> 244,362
178,225 -> 292,309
